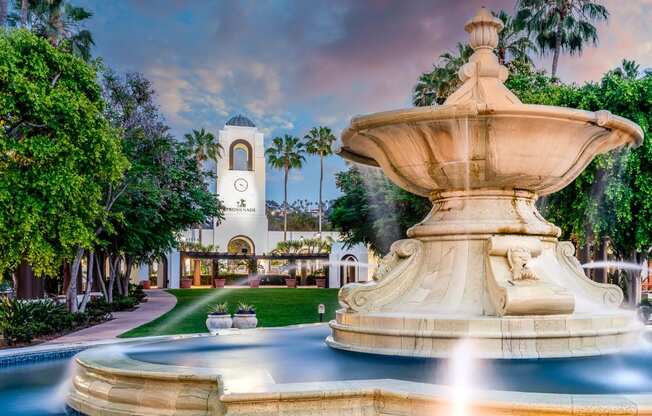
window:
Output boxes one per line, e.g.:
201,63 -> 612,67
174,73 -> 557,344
229,140 -> 253,171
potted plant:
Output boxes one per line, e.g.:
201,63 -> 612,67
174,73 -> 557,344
315,275 -> 326,288
232,302 -> 257,329
285,275 -> 297,288
205,302 -> 232,334
248,275 -> 260,288
247,258 -> 260,288
213,276 -> 226,288
180,277 -> 192,288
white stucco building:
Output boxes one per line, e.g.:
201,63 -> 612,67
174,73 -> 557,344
142,115 -> 372,289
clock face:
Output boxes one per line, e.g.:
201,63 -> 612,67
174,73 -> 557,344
234,178 -> 248,192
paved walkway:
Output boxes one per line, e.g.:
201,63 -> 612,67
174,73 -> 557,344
47,289 -> 177,344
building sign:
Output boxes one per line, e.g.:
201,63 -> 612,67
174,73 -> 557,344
226,198 -> 256,213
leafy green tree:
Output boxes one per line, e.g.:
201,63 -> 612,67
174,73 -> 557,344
0,30 -> 126,280
266,134 -> 305,241
508,60 -> 652,302
304,126 -> 336,236
98,71 -> 224,302
329,167 -> 431,255
516,0 -> 608,77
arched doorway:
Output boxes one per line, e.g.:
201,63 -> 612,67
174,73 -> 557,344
227,235 -> 255,255
227,236 -> 255,276
340,255 -> 358,287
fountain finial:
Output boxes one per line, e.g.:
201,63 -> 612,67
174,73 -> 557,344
465,7 -> 503,51
444,7 -> 520,106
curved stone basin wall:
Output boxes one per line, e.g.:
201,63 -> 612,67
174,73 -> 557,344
67,326 -> 652,416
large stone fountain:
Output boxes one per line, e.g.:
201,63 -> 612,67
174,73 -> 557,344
66,9 -> 652,416
327,7 -> 644,359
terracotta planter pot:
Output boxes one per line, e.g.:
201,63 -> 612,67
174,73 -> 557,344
232,313 -> 258,329
285,277 -> 297,288
180,278 -> 192,289
213,278 -> 226,288
141,280 -> 151,289
249,277 -> 260,288
315,278 -> 326,288
205,314 -> 232,334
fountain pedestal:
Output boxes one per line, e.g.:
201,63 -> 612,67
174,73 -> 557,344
328,8 -> 644,358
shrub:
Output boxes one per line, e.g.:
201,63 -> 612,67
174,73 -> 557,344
86,298 -> 113,322
112,295 -> 138,311
128,283 -> 147,302
0,298 -> 37,345
30,299 -> 75,335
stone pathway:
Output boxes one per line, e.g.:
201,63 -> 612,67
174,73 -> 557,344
47,289 -> 177,344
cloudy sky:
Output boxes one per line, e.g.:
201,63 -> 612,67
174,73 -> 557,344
78,0 -> 652,203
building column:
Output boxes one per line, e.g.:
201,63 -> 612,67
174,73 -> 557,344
193,259 -> 201,286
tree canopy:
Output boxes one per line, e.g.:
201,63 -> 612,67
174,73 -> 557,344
505,61 -> 652,262
98,71 -> 224,265
329,167 -> 431,255
0,29 -> 126,276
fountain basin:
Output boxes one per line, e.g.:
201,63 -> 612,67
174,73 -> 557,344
339,103 -> 643,198
66,325 -> 652,416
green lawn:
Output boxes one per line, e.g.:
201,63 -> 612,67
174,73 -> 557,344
120,288 -> 340,338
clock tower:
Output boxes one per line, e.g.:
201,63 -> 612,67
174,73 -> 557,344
212,114 -> 269,254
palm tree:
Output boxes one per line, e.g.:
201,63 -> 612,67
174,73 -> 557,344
304,126 -> 336,237
612,59 -> 640,80
183,128 -> 222,243
266,134 -> 305,241
493,9 -> 537,66
184,128 -> 223,165
13,0 -> 95,60
19,0 -> 26,27
0,0 -> 8,27
516,0 -> 608,77
413,43 -> 473,106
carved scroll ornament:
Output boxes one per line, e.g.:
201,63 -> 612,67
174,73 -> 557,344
339,239 -> 424,313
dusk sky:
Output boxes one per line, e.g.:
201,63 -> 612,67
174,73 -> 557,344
78,0 -> 652,203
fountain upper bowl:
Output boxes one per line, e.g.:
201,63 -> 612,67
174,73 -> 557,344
339,103 -> 643,197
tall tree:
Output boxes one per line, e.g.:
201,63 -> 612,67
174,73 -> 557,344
414,10 -> 538,107
99,71 -> 224,301
493,9 -> 537,66
266,134 -> 305,241
183,128 -> 223,165
329,167 -> 431,255
12,0 -> 94,60
413,42 -> 473,106
0,0 -> 7,27
0,30 -> 126,289
182,127 -> 223,242
516,0 -> 608,77
304,126 -> 336,237
19,0 -> 27,27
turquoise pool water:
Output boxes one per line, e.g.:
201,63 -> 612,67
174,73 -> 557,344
0,358 -> 71,416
